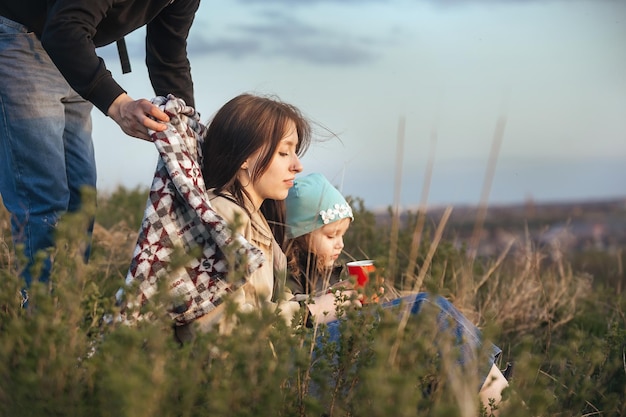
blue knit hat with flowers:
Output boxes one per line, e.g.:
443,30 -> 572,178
285,173 -> 354,239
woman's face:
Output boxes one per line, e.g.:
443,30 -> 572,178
308,218 -> 351,268
242,120 -> 303,208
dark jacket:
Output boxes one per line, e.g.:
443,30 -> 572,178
0,0 -> 199,113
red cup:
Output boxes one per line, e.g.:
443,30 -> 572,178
346,260 -> 375,287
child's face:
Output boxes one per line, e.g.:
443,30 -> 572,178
308,218 -> 351,268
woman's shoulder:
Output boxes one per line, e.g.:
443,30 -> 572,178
207,190 -> 249,226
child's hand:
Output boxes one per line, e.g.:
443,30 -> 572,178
358,277 -> 385,304
308,290 -> 361,324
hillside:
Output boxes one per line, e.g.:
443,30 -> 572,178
374,197 -> 626,257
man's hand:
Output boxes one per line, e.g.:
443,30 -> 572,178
107,93 -> 170,141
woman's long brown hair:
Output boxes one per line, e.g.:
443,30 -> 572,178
201,93 -> 311,243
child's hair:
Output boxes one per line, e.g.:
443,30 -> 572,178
284,173 -> 353,290
201,93 -> 312,242
284,234 -> 317,289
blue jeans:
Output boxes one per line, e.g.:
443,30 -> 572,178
322,293 -> 501,389
0,16 -> 96,287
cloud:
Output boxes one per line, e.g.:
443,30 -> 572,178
186,36 -> 262,58
238,0 -> 384,4
237,0 -> 541,4
95,0 -> 405,67
186,10 -> 382,66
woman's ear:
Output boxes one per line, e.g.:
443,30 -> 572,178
241,161 -> 249,170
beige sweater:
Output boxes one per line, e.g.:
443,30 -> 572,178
204,191 -> 301,331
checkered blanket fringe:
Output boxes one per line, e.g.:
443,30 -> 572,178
122,95 -> 265,325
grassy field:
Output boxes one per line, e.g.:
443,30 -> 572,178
0,187 -> 624,417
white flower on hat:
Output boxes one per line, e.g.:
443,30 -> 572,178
320,203 -> 353,224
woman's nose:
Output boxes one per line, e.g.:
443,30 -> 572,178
292,154 -> 303,172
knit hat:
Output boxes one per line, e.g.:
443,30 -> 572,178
285,173 -> 353,239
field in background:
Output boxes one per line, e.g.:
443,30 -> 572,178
0,187 -> 624,416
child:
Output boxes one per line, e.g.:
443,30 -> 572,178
284,172 -> 509,411
284,172 -> 354,296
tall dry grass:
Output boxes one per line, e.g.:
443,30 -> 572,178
0,184 -> 624,416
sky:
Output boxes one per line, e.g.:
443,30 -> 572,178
92,0 -> 626,210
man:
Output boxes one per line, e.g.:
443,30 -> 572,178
0,0 -> 200,287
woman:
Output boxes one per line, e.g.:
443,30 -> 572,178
196,93 -> 351,333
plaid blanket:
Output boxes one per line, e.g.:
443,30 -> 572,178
122,95 -> 265,325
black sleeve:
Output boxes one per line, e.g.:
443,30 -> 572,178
287,272 -> 306,295
40,1 -> 126,114
146,0 -> 200,108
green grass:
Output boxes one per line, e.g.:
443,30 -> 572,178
0,187 -> 624,416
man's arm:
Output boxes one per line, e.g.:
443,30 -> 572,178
39,1 -> 198,140
146,0 -> 200,108
40,1 -> 125,114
